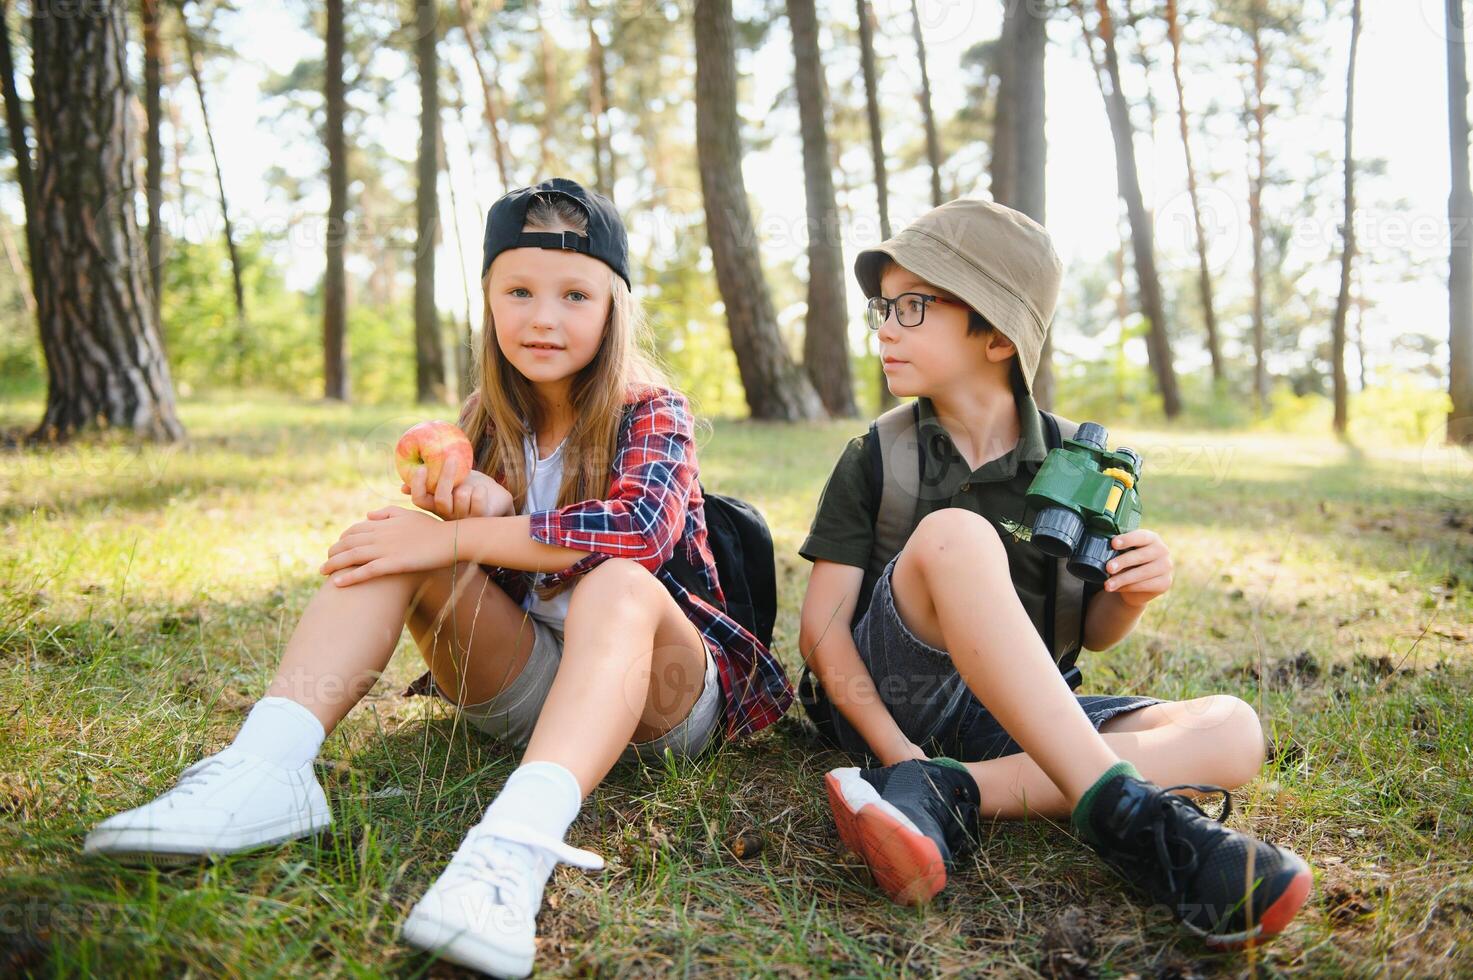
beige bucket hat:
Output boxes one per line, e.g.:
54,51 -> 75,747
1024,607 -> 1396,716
854,198 -> 1063,392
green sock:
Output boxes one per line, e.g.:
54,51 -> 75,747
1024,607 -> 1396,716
928,756 -> 969,775
1069,760 -> 1142,844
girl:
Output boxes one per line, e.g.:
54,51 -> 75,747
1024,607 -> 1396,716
85,177 -> 796,977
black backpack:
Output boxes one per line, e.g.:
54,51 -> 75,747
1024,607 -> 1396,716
664,484 -> 778,649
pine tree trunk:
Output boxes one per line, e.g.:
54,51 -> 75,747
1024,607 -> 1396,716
693,0 -> 822,421
909,0 -> 942,208
1086,0 -> 1181,418
456,0 -> 513,190
1,0 -> 36,313
1330,0 -> 1361,435
415,0 -> 448,404
587,3 -> 611,199
141,0 -> 163,325
788,0 -> 855,418
1164,0 -> 1222,383
1448,0 -> 1473,443
182,18 -> 247,384
324,0 -> 348,401
1249,3 -> 1267,413
856,0 -> 895,409
993,0 -> 1051,406
28,0 -> 183,443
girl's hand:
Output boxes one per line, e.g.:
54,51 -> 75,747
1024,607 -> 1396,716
1102,529 -> 1173,607
401,456 -> 513,521
319,507 -> 460,587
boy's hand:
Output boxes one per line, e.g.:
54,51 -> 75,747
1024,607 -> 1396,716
1102,529 -> 1173,607
401,457 -> 513,520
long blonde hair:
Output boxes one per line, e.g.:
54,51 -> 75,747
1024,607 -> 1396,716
460,192 -> 668,578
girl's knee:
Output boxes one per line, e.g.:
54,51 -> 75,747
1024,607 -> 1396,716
568,559 -> 661,618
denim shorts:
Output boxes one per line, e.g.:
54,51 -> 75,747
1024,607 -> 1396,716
426,614 -> 724,764
800,555 -> 1159,765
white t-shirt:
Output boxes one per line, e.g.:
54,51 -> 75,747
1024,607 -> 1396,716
521,433 -> 574,629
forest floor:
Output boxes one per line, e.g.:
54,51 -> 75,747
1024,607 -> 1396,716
1,391 -> 1470,977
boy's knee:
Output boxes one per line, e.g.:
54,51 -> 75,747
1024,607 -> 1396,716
906,508 -> 1006,570
1195,694 -> 1266,786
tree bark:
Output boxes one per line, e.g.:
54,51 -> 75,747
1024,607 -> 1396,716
456,0 -> 513,191
141,0 -> 163,324
1449,0 -> 1473,442
28,0 -> 184,443
324,0 -> 348,401
1164,0 -> 1222,383
909,0 -> 942,208
537,1 -> 556,176
992,0 -> 1051,407
788,0 -> 855,417
1249,1 -> 1267,413
1081,0 -> 1181,418
415,0 -> 448,404
693,0 -> 822,421
856,0 -> 895,409
1330,0 -> 1361,435
587,2 -> 611,199
181,14 -> 248,383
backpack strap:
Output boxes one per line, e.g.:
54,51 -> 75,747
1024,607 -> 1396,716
867,400 -> 923,569
1040,411 -> 1088,688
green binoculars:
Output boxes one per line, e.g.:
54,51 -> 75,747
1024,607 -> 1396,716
1024,422 -> 1143,583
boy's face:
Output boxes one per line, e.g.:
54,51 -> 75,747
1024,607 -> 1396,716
488,242 -> 611,387
875,263 -> 1015,399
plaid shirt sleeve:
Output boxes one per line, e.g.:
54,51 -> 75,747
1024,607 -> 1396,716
527,387 -> 695,586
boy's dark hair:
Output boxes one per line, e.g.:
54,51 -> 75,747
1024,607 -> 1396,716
967,310 -> 995,338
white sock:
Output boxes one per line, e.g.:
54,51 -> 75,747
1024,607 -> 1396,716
229,696 -> 326,769
482,761 -> 583,841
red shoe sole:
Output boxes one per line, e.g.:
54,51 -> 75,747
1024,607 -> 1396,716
1206,864 -> 1314,950
824,771 -> 946,906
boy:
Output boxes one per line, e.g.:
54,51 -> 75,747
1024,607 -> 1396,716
797,199 -> 1311,948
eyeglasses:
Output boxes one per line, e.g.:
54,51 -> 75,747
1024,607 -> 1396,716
864,292 -> 960,330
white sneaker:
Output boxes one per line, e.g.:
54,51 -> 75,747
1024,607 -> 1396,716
83,747 -> 332,861
400,819 -> 604,978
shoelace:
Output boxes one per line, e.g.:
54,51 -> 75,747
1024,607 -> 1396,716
159,755 -> 235,802
442,820 -> 605,905
1132,784 -> 1235,903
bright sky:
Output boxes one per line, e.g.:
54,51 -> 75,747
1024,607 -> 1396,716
0,0 -> 1455,384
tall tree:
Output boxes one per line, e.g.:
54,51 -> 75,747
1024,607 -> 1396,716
28,0 -> 184,442
788,0 -> 856,417
909,0 -> 942,208
180,7 -> 248,381
855,0 -> 895,408
1248,0 -> 1268,412
586,1 -> 612,198
323,0 -> 349,401
414,0 -> 448,404
456,0 -> 513,190
141,0 -> 164,323
1329,0 -> 1361,435
1078,0 -> 1182,418
991,0 -> 1051,406
1449,0 -> 1473,442
0,0 -> 36,302
1164,0 -> 1222,382
693,0 -> 822,421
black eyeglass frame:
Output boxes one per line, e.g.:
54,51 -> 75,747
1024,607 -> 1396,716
863,292 -> 963,331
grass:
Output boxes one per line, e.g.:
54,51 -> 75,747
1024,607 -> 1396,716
0,389 -> 1470,977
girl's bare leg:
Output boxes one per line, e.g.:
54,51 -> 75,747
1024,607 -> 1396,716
520,559 -> 710,795
960,695 -> 1267,820
888,508 -> 1121,805
264,560 -> 538,734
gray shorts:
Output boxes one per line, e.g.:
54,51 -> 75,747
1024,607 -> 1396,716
427,615 -> 724,764
803,554 -> 1159,764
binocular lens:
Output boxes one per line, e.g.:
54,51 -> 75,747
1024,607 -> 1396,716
1031,505 -> 1083,558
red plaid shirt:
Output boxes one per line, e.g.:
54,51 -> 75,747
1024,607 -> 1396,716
405,384 -> 794,740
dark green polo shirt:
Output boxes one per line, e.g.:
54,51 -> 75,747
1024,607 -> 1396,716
799,384 -> 1058,638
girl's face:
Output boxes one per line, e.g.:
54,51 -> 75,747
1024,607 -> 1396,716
488,243 -> 612,392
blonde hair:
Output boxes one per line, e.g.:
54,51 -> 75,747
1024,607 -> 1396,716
460,192 -> 668,593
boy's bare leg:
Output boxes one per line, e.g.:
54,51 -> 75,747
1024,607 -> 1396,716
960,695 -> 1267,819
265,561 -> 536,735
888,508 -> 1124,804
521,559 -> 709,796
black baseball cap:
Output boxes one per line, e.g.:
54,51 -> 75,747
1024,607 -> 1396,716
481,177 -> 631,288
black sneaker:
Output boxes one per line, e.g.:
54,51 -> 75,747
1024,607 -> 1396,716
1081,775 -> 1313,948
824,760 -> 980,905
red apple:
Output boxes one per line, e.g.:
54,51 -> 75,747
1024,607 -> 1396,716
395,420 -> 475,493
